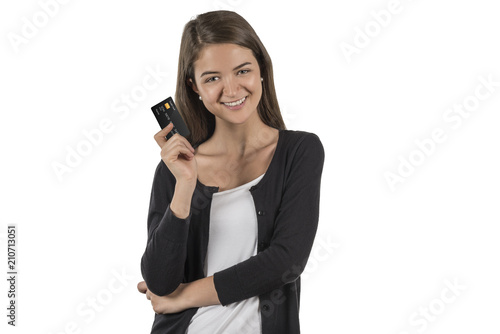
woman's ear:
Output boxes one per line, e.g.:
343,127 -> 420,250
188,78 -> 199,95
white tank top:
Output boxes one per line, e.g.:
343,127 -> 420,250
186,173 -> 265,334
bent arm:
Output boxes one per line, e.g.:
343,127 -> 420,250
213,133 -> 325,305
140,162 -> 194,296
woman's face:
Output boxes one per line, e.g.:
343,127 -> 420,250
190,43 -> 262,126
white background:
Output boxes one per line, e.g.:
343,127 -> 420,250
1,0 -> 499,333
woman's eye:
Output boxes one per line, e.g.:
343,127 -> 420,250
238,69 -> 249,75
206,76 -> 219,83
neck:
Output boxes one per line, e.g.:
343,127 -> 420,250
209,114 -> 273,158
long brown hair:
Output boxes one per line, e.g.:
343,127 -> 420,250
175,10 -> 286,147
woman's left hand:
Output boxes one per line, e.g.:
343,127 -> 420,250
137,281 -> 190,314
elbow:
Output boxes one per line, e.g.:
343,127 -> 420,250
147,282 -> 179,297
279,257 -> 308,285
274,241 -> 316,286
140,256 -> 181,296
141,272 -> 180,297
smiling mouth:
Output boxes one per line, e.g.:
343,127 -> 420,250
221,96 -> 247,107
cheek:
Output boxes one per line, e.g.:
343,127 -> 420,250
203,87 -> 221,102
252,78 -> 263,98
245,76 -> 261,95
250,75 -> 261,88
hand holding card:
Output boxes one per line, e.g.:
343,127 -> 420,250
152,97 -> 197,188
151,97 -> 190,139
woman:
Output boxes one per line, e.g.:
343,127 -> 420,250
138,10 -> 325,334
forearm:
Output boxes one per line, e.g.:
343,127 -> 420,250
140,276 -> 221,315
170,180 -> 196,219
141,176 -> 196,295
184,276 -> 221,308
140,208 -> 189,295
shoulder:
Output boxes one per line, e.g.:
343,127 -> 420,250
272,129 -> 325,177
270,129 -> 324,192
280,129 -> 324,155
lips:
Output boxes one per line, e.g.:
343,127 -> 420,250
222,96 -> 247,107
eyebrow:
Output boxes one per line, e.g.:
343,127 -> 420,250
200,62 -> 252,78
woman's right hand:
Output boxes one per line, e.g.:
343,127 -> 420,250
154,122 -> 198,186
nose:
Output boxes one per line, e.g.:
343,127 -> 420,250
222,76 -> 239,97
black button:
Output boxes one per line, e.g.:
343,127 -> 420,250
262,304 -> 270,311
257,210 -> 266,216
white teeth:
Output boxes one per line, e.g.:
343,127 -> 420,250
223,96 -> 246,107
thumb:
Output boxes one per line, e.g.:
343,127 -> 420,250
137,281 -> 148,294
154,122 -> 174,147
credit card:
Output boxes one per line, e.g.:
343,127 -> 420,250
151,97 -> 190,140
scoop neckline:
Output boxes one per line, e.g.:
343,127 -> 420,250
212,172 -> 265,196
196,128 -> 284,193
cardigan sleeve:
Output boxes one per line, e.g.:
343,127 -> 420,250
213,132 -> 325,305
140,161 -> 192,296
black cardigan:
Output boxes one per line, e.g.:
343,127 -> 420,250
141,129 -> 325,333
